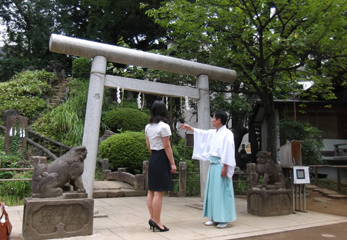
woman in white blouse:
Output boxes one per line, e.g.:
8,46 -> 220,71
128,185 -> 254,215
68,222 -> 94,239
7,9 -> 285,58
145,100 -> 177,232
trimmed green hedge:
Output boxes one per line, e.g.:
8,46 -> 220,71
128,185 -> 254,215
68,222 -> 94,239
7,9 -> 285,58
98,131 -> 150,174
104,108 -> 149,133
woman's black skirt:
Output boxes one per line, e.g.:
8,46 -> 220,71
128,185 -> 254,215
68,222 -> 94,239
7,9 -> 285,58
148,149 -> 172,191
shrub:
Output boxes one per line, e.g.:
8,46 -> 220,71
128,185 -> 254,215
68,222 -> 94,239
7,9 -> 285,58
175,138 -> 193,161
31,79 -> 89,147
98,131 -> 150,174
104,108 -> 149,133
0,70 -> 56,120
72,57 -> 92,79
0,134 -> 32,206
0,174 -> 32,198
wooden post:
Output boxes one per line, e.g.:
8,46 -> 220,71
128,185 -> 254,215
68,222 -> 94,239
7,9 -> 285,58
41,139 -> 46,156
232,173 -> 239,192
179,162 -> 187,197
337,167 -> 341,192
303,185 -> 307,212
5,116 -> 28,157
31,156 -> 47,165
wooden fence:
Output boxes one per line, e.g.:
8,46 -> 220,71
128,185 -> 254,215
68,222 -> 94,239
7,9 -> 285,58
310,165 -> 347,191
0,124 -> 71,160
102,161 -> 249,197
0,168 -> 34,182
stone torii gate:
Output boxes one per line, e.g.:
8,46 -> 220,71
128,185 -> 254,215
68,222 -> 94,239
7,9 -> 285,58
49,34 -> 237,198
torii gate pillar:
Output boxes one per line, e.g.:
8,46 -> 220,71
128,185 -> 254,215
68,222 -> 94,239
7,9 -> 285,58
81,56 -> 107,197
196,74 -> 211,201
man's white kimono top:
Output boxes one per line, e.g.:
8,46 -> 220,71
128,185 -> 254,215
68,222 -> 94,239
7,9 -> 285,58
192,125 -> 236,179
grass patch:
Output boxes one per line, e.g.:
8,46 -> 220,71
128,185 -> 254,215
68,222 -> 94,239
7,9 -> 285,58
0,193 -> 26,207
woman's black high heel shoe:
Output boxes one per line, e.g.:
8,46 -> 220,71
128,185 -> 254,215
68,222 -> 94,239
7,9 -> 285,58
148,219 -> 155,230
151,221 -> 169,232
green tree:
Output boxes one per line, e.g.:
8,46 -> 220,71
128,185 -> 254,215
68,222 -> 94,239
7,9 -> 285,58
0,0 -> 168,81
279,120 -> 323,165
147,0 -> 347,159
54,0 -> 168,51
0,0 -> 62,80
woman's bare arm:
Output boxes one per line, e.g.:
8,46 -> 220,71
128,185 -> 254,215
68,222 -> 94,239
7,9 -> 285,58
162,136 -> 177,173
145,137 -> 151,153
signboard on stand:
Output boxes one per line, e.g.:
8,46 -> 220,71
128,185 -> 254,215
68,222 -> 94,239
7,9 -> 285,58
293,166 -> 310,184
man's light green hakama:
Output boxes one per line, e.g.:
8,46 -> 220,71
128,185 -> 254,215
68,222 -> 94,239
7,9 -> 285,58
203,156 -> 237,223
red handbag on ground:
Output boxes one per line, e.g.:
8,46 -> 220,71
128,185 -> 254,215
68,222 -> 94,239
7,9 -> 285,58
0,202 -> 12,240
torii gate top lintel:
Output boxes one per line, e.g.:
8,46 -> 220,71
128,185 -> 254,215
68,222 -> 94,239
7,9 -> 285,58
49,34 -> 237,84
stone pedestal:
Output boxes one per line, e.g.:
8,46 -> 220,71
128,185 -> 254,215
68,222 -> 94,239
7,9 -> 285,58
247,189 -> 293,216
22,197 -> 94,240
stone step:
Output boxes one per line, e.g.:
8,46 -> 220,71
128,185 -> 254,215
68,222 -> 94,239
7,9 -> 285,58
50,80 -> 68,107
53,84 -> 67,90
312,197 -> 331,203
316,189 -> 339,196
327,194 -> 347,199
93,189 -> 146,198
52,94 -> 63,98
306,184 -> 320,190
52,89 -> 65,94
308,185 -> 347,199
52,96 -> 63,101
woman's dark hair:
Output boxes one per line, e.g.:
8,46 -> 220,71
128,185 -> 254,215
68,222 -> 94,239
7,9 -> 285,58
213,110 -> 227,125
149,100 -> 168,123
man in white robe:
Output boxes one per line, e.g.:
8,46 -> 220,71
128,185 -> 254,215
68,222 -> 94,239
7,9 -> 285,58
180,110 -> 236,228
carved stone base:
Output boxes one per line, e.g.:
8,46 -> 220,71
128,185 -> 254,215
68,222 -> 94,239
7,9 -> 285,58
22,197 -> 94,240
247,189 -> 293,216
253,184 -> 286,190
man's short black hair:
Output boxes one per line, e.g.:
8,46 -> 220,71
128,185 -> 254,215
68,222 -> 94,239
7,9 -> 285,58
213,110 -> 227,125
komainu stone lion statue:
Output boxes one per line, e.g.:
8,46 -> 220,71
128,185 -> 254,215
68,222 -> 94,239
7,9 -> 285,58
31,146 -> 87,198
253,151 -> 286,188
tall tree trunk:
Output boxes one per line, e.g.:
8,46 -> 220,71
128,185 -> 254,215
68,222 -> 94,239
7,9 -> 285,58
265,109 -> 277,162
262,92 -> 278,162
248,124 -> 259,163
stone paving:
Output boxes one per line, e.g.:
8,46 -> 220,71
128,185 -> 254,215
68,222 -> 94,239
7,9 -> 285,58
6,181 -> 347,240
